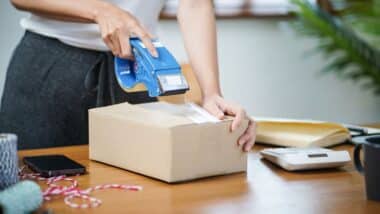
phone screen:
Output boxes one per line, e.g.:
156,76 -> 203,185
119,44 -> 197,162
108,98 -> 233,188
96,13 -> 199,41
23,155 -> 86,177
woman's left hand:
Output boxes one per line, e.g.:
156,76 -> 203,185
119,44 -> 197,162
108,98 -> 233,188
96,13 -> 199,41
202,95 -> 256,152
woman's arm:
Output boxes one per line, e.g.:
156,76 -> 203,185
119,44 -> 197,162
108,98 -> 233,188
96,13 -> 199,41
177,0 -> 256,151
177,0 -> 220,100
11,0 -> 104,22
10,0 -> 158,58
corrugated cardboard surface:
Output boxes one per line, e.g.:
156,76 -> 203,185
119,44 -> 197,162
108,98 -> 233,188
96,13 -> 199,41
89,102 -> 248,183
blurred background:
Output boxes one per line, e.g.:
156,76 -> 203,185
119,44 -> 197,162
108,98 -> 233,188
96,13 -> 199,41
1,0 -> 379,124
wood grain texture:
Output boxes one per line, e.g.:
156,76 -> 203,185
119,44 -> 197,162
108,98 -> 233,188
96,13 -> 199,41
18,144 -> 380,214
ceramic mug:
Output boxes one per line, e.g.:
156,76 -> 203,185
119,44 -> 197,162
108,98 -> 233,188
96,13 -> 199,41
353,135 -> 380,201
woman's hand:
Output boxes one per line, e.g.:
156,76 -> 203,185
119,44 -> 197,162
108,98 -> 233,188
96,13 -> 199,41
94,3 -> 158,58
10,0 -> 157,59
177,1 -> 256,151
202,95 -> 256,152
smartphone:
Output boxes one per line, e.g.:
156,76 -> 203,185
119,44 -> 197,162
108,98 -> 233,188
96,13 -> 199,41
23,155 -> 86,177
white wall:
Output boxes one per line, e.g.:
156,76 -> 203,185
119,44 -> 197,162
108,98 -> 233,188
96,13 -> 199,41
0,2 -> 26,101
158,20 -> 380,124
1,1 -> 379,124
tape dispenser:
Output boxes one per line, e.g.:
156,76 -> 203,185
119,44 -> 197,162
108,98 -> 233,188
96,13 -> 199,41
114,38 -> 189,97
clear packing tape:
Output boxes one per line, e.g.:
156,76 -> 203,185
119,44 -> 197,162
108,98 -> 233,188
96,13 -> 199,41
139,102 -> 220,124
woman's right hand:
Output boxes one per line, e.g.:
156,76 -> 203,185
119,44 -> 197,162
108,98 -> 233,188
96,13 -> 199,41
94,3 -> 158,58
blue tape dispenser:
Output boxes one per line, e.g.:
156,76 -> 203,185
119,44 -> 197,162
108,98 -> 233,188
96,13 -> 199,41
114,38 -> 189,97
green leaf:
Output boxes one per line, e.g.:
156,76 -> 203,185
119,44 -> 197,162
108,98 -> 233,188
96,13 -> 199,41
291,0 -> 380,95
322,56 -> 352,75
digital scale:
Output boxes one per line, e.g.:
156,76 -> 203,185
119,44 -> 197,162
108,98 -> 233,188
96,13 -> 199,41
260,148 -> 351,171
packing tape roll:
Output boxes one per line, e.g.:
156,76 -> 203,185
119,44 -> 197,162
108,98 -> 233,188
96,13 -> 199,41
0,134 -> 19,190
0,180 -> 43,214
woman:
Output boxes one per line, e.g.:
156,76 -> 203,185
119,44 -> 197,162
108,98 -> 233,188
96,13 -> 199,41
1,0 -> 256,150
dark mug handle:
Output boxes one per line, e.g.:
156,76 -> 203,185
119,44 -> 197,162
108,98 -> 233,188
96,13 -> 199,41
354,144 -> 364,174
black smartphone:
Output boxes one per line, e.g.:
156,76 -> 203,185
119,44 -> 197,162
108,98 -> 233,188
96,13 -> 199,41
23,155 -> 86,177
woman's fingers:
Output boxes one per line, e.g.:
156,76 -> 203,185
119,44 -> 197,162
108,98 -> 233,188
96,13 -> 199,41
99,20 -> 116,55
133,24 -> 158,57
238,119 -> 257,152
103,36 -> 115,55
203,100 -> 225,120
141,24 -> 156,40
140,34 -> 158,57
110,30 -> 122,57
201,95 -> 256,152
115,23 -> 157,58
238,131 -> 249,146
243,138 -> 255,152
118,28 -> 133,59
96,8 -> 156,59
217,99 -> 245,131
140,34 -> 158,58
231,107 -> 245,132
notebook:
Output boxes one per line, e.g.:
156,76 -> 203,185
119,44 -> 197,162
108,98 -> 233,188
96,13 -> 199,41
255,118 -> 351,148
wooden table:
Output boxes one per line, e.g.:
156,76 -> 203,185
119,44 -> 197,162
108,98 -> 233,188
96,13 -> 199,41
18,144 -> 380,214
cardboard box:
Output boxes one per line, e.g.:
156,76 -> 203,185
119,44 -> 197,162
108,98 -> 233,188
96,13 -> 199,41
89,102 -> 248,183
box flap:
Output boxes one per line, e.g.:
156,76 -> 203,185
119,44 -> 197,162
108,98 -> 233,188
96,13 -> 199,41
89,102 -> 193,128
90,102 -> 231,128
138,102 -> 220,124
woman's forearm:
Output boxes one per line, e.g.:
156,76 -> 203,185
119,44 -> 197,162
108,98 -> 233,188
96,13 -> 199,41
10,0 -> 110,23
177,0 -> 222,100
11,0 -> 157,58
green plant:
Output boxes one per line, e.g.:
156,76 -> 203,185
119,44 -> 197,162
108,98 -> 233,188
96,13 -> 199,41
291,0 -> 380,94
341,0 -> 380,47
